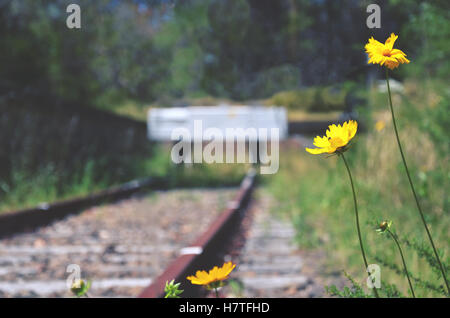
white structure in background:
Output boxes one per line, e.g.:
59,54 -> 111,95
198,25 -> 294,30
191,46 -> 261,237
147,105 -> 288,174
377,79 -> 404,93
147,105 -> 288,141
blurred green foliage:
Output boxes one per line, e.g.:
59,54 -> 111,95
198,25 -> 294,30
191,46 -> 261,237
388,0 -> 450,78
0,141 -> 247,212
264,78 -> 449,297
0,0 -> 448,211
266,84 -> 352,112
1,0 -> 448,106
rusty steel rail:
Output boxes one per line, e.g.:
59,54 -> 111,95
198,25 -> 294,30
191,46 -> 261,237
0,176 -> 169,239
139,168 -> 257,298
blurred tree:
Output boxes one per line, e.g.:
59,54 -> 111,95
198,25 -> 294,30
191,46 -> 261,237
0,0 -> 447,106
0,0 -> 447,203
0,0 -> 173,107
389,0 -> 450,78
0,0 -> 101,104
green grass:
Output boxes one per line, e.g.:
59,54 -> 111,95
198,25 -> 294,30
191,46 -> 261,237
263,78 -> 449,297
0,144 -> 248,213
264,82 -> 356,112
101,96 -> 243,122
148,144 -> 249,189
0,161 -> 108,212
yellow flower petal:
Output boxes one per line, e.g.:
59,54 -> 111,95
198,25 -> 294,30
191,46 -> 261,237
220,261 -> 236,277
384,33 -> 398,50
347,120 -> 358,140
313,136 -> 330,148
306,147 -> 328,155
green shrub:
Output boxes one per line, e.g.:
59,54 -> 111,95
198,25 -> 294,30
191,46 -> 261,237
249,64 -> 301,98
266,83 -> 353,112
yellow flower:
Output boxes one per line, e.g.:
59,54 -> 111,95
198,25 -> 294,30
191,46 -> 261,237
365,33 -> 410,70
187,261 -> 236,286
306,120 -> 357,155
375,120 -> 385,131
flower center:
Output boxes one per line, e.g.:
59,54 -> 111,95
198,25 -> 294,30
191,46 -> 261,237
329,137 -> 345,149
382,49 -> 392,57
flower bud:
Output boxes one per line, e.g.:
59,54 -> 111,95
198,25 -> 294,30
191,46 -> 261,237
379,221 -> 389,231
71,279 -> 85,294
376,220 -> 392,234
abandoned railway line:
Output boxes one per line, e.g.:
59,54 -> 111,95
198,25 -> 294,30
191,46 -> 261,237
0,186 -> 240,297
0,122 -> 344,298
0,169 -> 257,298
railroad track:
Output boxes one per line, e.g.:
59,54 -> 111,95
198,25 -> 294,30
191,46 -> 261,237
0,176 -> 169,239
0,170 -> 257,298
140,169 -> 256,298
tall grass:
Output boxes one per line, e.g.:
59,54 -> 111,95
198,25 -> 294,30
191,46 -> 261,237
264,79 -> 449,297
0,160 -> 107,212
0,144 -> 248,213
0,101 -> 248,212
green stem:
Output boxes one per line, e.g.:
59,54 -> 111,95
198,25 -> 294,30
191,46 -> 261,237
387,229 -> 416,297
214,287 -> 219,298
385,69 -> 449,294
341,153 -> 380,298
